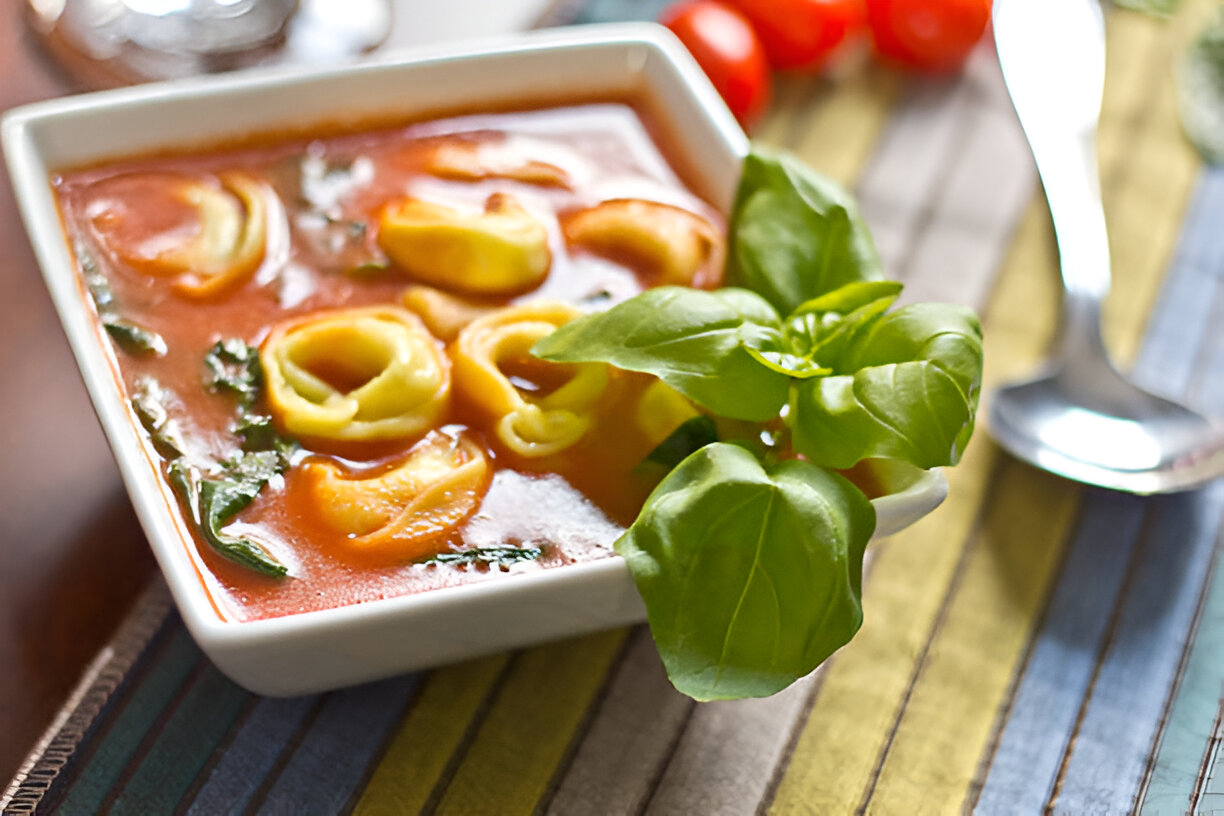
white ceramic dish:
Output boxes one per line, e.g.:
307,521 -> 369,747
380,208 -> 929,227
3,23 -> 947,696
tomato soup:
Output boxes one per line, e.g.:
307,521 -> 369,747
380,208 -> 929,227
55,103 -> 726,622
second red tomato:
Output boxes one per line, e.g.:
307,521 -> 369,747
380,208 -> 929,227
865,0 -> 992,73
725,0 -> 865,71
661,1 -> 772,128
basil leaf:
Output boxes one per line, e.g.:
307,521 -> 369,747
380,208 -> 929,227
790,303 -> 984,469
105,319 -> 167,357
532,286 -> 789,422
729,147 -> 884,315
169,460 -> 288,578
617,442 -> 875,701
131,377 -> 185,458
205,338 -> 262,407
1178,8 -> 1224,164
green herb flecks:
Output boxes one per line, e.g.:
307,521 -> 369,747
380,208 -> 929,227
169,455 -> 289,578
131,377 -> 185,459
105,320 -> 168,356
76,239 -> 167,358
422,546 -> 543,568
534,145 -> 984,700
1178,7 -> 1224,164
133,341 -> 296,578
205,338 -> 262,406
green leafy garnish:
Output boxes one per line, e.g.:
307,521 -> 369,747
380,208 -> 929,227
422,546 -> 544,568
1178,7 -> 1224,164
105,320 -> 168,356
134,341 -> 296,578
77,239 -> 167,357
170,455 -> 289,578
618,443 -> 875,701
131,377 -> 185,459
533,146 -> 984,700
728,147 -> 884,315
205,338 -> 263,406
533,286 -> 789,422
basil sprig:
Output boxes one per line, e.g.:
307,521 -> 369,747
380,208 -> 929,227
534,146 -> 984,700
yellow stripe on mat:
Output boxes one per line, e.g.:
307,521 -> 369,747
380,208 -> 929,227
771,6 -> 1203,812
768,195 -> 1070,814
1097,3 -> 1207,365
353,654 -> 509,815
433,628 -> 627,815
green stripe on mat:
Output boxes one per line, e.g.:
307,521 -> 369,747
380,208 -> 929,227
107,663 -> 251,814
53,623 -> 201,814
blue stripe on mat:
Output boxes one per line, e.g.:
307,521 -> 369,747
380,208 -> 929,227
977,166 -> 1224,813
1055,484 -> 1224,813
54,622 -> 202,814
108,662 -> 252,814
253,674 -> 422,814
1137,167 -> 1224,815
184,694 -> 320,815
974,491 -> 1147,814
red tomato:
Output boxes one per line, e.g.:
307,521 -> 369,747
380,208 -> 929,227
865,0 -> 992,73
724,0 -> 865,71
661,1 -> 772,128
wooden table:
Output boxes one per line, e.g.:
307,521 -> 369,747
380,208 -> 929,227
0,4 -> 158,785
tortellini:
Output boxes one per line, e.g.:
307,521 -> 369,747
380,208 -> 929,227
261,306 -> 450,443
563,199 -> 724,289
635,380 -> 701,450
93,171 -> 274,298
425,139 -> 571,188
377,193 -> 551,296
453,302 -> 608,458
401,285 -> 499,343
302,430 -> 490,560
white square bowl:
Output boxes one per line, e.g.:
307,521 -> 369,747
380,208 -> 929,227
3,23 -> 946,696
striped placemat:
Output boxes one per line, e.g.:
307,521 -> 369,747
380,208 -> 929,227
6,1 -> 1224,813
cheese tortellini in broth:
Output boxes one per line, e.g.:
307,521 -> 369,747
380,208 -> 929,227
91,171 -> 275,298
563,198 -> 724,289
453,302 -> 609,458
303,430 -> 490,561
377,193 -> 551,296
261,306 -> 450,443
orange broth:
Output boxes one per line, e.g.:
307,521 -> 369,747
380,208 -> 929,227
55,103 -> 726,622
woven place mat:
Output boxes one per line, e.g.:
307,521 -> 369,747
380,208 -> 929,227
7,2 -> 1224,813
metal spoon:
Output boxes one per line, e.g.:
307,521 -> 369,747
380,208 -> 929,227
988,0 -> 1224,494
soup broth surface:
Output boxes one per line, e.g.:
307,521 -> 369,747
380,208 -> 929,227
56,103 -> 725,621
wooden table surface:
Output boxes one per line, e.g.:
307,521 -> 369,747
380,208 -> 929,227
0,3 -> 159,785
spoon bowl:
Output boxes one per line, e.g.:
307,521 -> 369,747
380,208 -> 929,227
987,0 -> 1224,494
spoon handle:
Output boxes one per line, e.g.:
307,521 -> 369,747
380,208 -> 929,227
993,0 -> 1112,361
